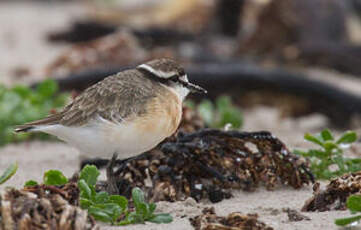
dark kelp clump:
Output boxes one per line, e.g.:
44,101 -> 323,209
189,207 -> 273,230
103,129 -> 314,203
303,171 -> 361,212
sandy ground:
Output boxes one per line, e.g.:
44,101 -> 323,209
1,1 -> 361,230
0,109 -> 355,230
0,1 -> 87,86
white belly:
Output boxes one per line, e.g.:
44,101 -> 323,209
38,117 -> 174,159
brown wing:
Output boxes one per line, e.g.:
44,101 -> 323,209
60,69 -> 157,126
15,69 -> 158,132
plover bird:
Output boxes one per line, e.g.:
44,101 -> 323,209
15,59 -> 206,164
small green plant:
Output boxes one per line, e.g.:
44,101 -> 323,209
25,165 -> 172,225
24,169 -> 68,186
0,79 -> 69,146
335,195 -> 361,226
0,163 -> 18,185
193,95 -> 243,129
78,165 -> 173,225
294,129 -> 360,180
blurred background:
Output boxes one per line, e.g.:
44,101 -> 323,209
1,0 -> 361,150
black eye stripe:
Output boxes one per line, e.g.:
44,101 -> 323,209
138,68 -> 180,84
169,75 -> 179,81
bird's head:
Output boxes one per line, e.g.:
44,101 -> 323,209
137,58 -> 207,100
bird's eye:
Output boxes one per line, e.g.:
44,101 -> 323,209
169,75 -> 179,82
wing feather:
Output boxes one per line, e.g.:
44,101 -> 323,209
15,69 -> 159,132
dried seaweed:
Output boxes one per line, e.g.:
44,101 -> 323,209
0,183 -> 98,230
302,172 -> 361,212
102,129 -> 313,203
189,207 -> 273,230
282,208 -> 310,222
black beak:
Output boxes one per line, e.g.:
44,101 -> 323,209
179,79 -> 207,94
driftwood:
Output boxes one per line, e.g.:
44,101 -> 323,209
33,62 -> 361,128
48,21 -> 195,47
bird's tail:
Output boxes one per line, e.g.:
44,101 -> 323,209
14,125 -> 36,133
14,113 -> 62,133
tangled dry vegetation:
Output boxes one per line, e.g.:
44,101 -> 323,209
302,171 -> 361,212
0,182 -> 98,230
190,207 -> 273,230
101,110 -> 314,202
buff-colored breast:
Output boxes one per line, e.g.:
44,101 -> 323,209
135,85 -> 182,138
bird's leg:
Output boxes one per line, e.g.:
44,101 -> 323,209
113,152 -> 149,176
106,153 -> 120,194
105,153 -> 147,194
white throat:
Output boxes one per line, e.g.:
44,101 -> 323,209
162,83 -> 190,101
173,84 -> 190,101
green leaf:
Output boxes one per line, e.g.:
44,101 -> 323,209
149,203 -> 156,214
323,141 -> 338,152
12,86 -> 32,98
308,150 -> 328,158
119,212 -> 141,225
216,96 -> 242,129
93,203 -> 122,222
321,129 -> 334,141
136,202 -> 148,218
218,108 -> 242,129
36,79 -> 58,98
88,206 -> 113,223
78,179 -> 92,200
79,198 -> 93,209
24,180 -> 38,187
95,191 -> 109,204
148,213 -> 173,224
337,131 -> 357,144
43,170 -> 68,186
109,195 -> 128,211
0,162 -> 18,185
132,187 -> 146,206
197,100 -> 214,126
347,195 -> 361,212
215,96 -> 231,110
335,215 -> 361,226
293,150 -> 308,157
79,165 -> 100,187
304,133 -> 324,146
0,81 -> 68,147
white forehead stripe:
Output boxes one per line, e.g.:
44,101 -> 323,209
138,64 -> 177,79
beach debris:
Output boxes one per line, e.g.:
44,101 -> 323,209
103,129 -> 314,203
0,183 -> 98,230
282,208 -> 310,221
189,207 -> 273,230
302,172 -> 361,212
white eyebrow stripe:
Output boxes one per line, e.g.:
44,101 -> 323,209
137,64 -> 177,79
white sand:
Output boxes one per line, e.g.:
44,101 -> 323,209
1,1 -> 361,229
0,111 -> 355,230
